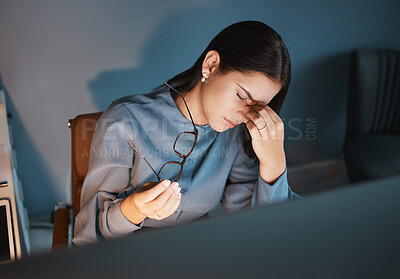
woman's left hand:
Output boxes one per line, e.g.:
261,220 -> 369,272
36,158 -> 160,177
237,102 -> 287,184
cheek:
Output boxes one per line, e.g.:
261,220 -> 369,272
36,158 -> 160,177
216,90 -> 237,108
213,97 -> 236,116
202,87 -> 240,119
203,89 -> 224,111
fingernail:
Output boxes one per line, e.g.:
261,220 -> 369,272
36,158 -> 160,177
176,187 -> 181,193
162,180 -> 171,187
171,182 -> 179,189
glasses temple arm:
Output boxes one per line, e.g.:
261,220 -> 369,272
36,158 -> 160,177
164,82 -> 198,132
128,141 -> 161,181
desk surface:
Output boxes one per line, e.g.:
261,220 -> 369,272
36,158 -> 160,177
1,175 -> 400,278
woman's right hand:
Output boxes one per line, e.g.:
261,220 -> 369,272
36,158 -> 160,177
121,180 -> 182,225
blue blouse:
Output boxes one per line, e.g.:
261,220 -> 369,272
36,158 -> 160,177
73,88 -> 299,245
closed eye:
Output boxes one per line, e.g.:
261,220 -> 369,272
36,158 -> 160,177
237,92 -> 245,101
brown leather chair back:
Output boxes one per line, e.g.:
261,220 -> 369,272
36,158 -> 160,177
69,112 -> 102,217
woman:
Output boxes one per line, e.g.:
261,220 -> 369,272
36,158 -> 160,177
73,20 -> 300,245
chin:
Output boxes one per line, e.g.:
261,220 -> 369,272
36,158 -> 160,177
216,127 -> 229,132
213,123 -> 231,133
210,125 -> 225,133
208,120 -> 227,132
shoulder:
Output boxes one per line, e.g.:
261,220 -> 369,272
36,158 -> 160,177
102,90 -> 164,119
114,91 -> 160,106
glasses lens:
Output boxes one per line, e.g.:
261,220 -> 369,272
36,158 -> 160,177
174,132 -> 196,156
158,162 -> 182,181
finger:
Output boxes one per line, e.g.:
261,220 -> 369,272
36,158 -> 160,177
160,187 -> 181,214
251,105 -> 285,140
147,182 -> 179,209
250,104 -> 281,123
151,210 -> 162,220
168,193 -> 182,214
263,106 -> 285,131
263,105 -> 282,123
237,110 -> 262,137
253,103 -> 283,126
249,104 -> 276,127
244,119 -> 263,140
135,181 -> 158,194
152,188 -> 181,220
244,109 -> 270,131
139,179 -> 171,202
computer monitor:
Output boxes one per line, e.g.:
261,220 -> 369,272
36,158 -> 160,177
0,199 -> 15,263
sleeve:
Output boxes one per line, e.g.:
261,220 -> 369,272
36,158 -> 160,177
221,144 -> 301,213
72,101 -> 143,246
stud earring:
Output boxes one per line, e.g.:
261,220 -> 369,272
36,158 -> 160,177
201,72 -> 207,83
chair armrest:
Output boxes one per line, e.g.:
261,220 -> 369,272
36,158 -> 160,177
328,154 -> 346,179
52,206 -> 71,250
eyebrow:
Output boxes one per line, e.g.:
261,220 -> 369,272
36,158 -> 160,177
237,83 -> 255,102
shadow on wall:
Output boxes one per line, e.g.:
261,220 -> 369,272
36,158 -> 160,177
0,74 -> 58,217
87,6 -> 234,110
284,52 -> 350,165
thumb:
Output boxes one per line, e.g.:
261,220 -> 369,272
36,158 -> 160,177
138,180 -> 171,203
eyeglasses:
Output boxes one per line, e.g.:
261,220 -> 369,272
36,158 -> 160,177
128,82 -> 198,182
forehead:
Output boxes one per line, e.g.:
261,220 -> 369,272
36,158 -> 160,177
226,70 -> 282,103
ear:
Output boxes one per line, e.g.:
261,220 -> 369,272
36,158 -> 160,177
202,50 -> 220,75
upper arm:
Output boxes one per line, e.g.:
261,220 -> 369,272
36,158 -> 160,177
80,101 -> 135,209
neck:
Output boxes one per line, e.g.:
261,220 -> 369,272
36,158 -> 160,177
171,81 -> 208,126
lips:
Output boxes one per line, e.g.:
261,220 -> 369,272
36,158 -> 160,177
223,117 -> 237,128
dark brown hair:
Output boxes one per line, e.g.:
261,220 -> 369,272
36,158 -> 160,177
154,20 -> 291,159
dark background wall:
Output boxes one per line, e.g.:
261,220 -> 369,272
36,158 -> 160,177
0,0 -> 399,217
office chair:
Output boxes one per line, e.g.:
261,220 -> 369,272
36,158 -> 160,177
343,49 -> 400,183
52,112 -> 102,250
